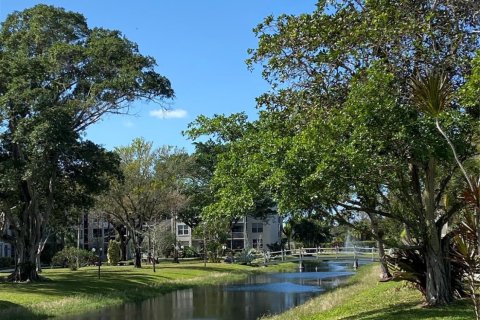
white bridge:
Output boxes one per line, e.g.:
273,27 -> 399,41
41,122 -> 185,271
256,246 -> 379,262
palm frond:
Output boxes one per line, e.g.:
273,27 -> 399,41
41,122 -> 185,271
409,71 -> 452,117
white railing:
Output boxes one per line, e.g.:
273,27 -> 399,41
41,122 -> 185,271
266,246 -> 379,262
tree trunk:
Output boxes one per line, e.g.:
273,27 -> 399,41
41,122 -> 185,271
377,238 -> 391,280
368,213 -> 391,280
8,124 -> 54,282
36,234 -> 50,273
421,157 -> 452,305
113,223 -> 128,261
35,255 -> 42,273
120,240 -> 127,261
134,247 -> 142,268
424,234 -> 452,305
476,206 -> 480,257
11,229 -> 40,282
10,198 -> 44,282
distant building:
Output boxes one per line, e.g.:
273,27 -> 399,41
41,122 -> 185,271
229,215 -> 282,250
76,212 -> 282,261
175,220 -> 193,248
169,214 -> 282,251
0,240 -> 13,258
77,213 -> 115,254
0,222 -> 14,259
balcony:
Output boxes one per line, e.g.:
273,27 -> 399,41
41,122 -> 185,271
229,232 -> 245,239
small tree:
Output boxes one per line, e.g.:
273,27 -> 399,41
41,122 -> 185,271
157,227 -> 176,258
193,219 -> 229,263
107,240 -> 121,265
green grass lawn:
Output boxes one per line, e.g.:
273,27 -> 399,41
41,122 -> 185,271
263,264 -> 474,320
0,261 -> 297,320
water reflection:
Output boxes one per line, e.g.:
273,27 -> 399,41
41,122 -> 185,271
63,260 -> 363,320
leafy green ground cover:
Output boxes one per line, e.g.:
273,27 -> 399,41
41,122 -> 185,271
264,264 -> 474,320
0,261 -> 296,320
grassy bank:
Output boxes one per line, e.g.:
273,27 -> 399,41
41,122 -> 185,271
0,261 -> 297,320
263,264 -> 474,320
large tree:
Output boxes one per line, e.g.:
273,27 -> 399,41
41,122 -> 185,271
193,0 -> 479,306
245,0 -> 480,305
0,5 -> 173,281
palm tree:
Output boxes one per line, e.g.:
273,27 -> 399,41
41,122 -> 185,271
410,70 -> 479,253
410,71 -> 475,192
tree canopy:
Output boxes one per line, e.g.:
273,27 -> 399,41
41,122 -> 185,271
98,138 -> 191,268
0,5 -> 173,280
190,0 -> 479,306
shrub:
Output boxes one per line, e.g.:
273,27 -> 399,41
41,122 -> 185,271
181,246 -> 198,258
158,232 -> 175,258
386,241 -> 467,300
0,257 -> 14,268
107,240 -> 121,265
52,247 -> 96,271
235,248 -> 257,265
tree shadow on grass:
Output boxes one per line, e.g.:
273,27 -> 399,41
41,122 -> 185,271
339,300 -> 474,320
0,300 -> 48,320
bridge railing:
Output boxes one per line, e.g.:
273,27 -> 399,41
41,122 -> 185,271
266,246 -> 379,261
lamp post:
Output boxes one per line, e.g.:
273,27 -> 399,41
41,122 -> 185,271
92,247 -> 102,278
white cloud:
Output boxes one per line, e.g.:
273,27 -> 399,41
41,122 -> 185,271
150,108 -> 188,119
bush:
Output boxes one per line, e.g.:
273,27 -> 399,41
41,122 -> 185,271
52,247 -> 96,270
0,257 -> 14,268
386,243 -> 467,300
181,246 -> 198,258
235,248 -> 257,265
158,232 -> 175,258
107,240 -> 121,265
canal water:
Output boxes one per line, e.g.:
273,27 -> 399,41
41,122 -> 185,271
64,259 -> 363,320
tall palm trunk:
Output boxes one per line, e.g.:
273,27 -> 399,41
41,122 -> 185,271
424,158 -> 452,305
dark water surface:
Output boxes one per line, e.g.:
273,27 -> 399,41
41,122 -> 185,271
63,260 -> 364,320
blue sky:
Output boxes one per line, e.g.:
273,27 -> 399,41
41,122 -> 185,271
0,1 -> 317,152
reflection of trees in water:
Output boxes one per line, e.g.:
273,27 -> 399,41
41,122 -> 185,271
68,262 -> 356,320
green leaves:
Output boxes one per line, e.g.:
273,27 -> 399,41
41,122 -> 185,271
0,4 -> 174,278
409,71 -> 452,118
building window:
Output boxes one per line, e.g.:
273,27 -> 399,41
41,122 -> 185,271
231,224 -> 244,233
253,238 -> 263,249
232,240 -> 244,250
252,223 -> 263,233
93,228 -> 102,238
178,224 -> 189,236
